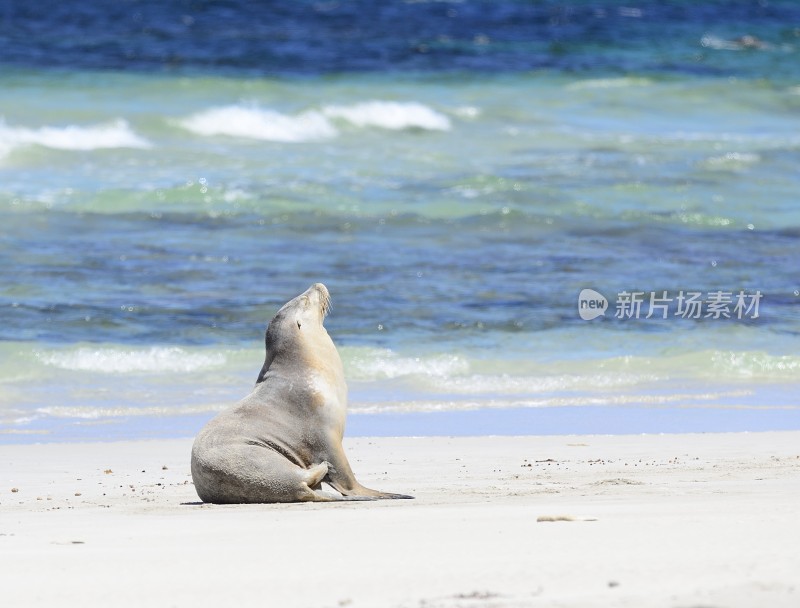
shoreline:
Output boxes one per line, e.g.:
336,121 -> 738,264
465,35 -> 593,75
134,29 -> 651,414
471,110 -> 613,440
2,431 -> 799,607
3,400 -> 800,445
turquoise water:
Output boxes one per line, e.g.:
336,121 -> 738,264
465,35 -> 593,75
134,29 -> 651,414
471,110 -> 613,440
1,2 -> 800,442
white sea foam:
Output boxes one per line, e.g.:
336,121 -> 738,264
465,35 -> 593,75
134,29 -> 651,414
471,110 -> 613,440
35,403 -> 226,419
347,348 -> 658,395
177,101 -> 451,142
177,106 -> 338,142
343,345 -> 800,401
700,152 -> 761,171
708,350 -> 800,378
700,35 -> 740,51
345,348 -> 468,380
453,106 -> 481,120
0,119 -> 151,156
700,35 -> 770,51
322,101 -> 451,131
35,346 -> 226,374
435,372 -> 659,395
567,77 -> 652,90
349,390 -> 755,414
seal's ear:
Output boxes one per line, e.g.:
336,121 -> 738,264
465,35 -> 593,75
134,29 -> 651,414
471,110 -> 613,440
297,320 -> 302,329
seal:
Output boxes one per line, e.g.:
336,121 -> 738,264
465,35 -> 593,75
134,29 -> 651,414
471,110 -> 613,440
190,283 -> 414,503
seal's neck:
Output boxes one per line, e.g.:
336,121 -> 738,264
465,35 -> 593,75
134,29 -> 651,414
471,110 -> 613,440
255,340 -> 342,387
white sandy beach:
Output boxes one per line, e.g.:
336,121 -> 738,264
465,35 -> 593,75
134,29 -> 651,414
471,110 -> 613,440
1,432 -> 799,608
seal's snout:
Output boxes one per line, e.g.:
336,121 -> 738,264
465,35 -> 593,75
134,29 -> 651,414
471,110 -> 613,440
311,282 -> 329,298
309,283 -> 331,318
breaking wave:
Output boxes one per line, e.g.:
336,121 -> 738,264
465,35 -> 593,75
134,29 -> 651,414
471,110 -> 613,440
322,100 -> 451,131
0,119 -> 150,157
177,106 -> 337,142
35,346 -> 226,374
177,100 -> 451,142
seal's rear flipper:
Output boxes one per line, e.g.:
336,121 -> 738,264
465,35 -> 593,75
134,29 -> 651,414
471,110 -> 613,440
337,495 -> 379,501
311,489 -> 378,502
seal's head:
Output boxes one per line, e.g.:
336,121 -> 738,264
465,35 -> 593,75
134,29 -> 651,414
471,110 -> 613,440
257,283 -> 335,383
274,282 -> 331,328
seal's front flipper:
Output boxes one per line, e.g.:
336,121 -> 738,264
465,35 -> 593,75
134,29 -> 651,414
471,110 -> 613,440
303,461 -> 330,487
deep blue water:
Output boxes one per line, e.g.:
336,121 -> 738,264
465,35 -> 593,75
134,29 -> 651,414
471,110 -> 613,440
2,1 -> 800,76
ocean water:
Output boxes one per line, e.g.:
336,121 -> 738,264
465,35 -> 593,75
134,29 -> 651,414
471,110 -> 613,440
1,1 -> 799,443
